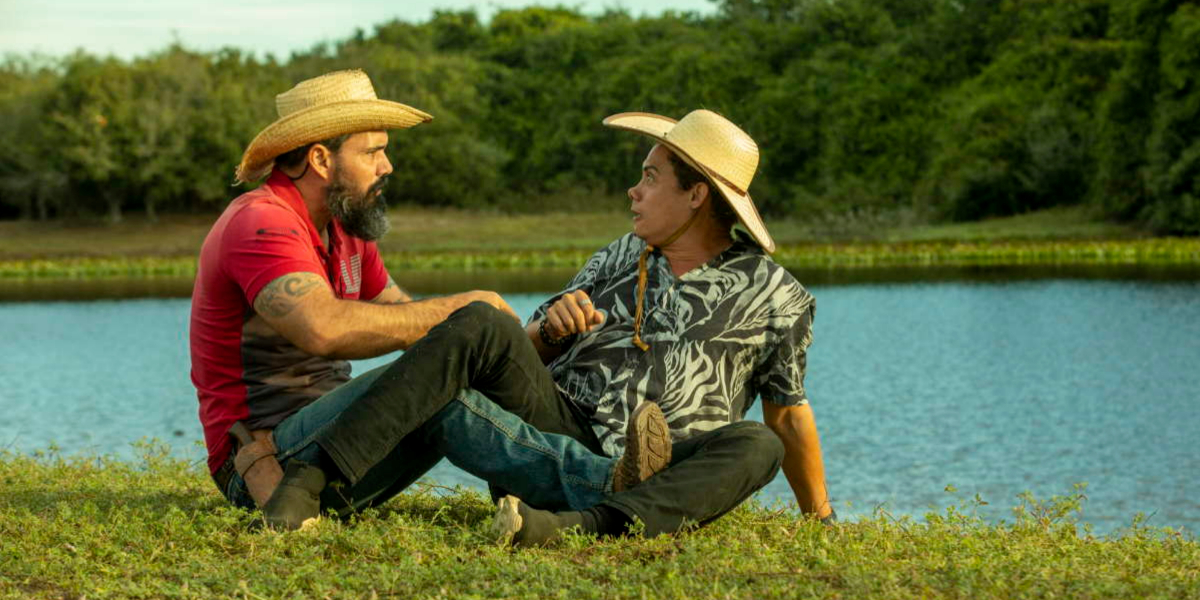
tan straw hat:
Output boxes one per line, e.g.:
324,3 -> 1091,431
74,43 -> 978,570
235,69 -> 433,183
602,109 -> 775,253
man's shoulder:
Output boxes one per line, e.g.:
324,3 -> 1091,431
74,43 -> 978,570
214,188 -> 308,241
721,242 -> 813,312
197,187 -> 314,281
599,233 -> 645,260
584,232 -> 645,273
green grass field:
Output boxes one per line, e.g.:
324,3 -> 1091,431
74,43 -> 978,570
0,205 -> 1149,258
0,206 -> 1196,279
1,446 -> 1195,599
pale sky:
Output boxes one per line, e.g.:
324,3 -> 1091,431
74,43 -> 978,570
1,0 -> 718,60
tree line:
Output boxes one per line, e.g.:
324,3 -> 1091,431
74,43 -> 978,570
1,0 -> 1198,233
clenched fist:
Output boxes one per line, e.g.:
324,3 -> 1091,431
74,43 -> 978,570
542,290 -> 605,341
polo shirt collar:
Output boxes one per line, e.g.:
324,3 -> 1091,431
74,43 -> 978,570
262,168 -> 341,254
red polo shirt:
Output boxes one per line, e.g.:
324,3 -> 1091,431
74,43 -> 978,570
190,170 -> 389,474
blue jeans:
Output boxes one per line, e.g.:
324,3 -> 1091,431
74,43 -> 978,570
224,361 -> 616,514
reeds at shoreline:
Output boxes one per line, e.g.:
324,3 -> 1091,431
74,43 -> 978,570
3,238 -> 1199,280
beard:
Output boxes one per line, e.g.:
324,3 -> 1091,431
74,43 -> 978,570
326,169 -> 391,241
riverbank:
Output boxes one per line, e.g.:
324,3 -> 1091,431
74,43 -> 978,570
1,206 -> 1196,279
0,449 -> 1195,599
5,238 -> 1200,279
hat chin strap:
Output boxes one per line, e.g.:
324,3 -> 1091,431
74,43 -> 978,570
287,162 -> 310,181
632,207 -> 702,352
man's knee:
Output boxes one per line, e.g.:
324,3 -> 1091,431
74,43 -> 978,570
441,301 -> 523,343
720,421 -> 785,473
448,300 -> 500,325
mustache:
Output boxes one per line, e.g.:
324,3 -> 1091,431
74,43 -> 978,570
368,175 -> 390,196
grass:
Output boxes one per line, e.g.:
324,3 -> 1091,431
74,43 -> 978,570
0,205 -> 1196,280
1,445 -> 1196,599
877,205 -> 1145,243
4,239 -> 1199,280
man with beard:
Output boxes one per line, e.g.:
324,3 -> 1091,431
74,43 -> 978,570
190,70 -> 670,529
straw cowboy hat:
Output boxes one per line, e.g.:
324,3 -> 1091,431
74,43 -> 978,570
602,109 -> 775,253
235,69 -> 432,183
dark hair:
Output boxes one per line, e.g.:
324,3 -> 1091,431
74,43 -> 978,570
665,148 -> 739,230
275,133 -> 353,171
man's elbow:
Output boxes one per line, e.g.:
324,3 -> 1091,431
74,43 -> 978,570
284,321 -> 343,357
765,415 -> 804,445
764,405 -> 819,446
291,331 -> 332,357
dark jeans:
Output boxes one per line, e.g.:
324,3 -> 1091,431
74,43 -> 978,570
503,381 -> 788,536
600,421 -> 785,536
337,301 -> 784,537
314,303 -> 594,481
222,302 -> 617,513
224,301 -> 784,536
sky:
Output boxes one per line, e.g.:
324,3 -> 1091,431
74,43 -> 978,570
1,0 -> 718,60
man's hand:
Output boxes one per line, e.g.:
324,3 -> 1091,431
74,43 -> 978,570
526,290 -> 604,363
542,290 -> 604,339
457,290 -> 520,322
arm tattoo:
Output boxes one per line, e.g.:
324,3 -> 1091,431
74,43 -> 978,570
255,273 -> 322,318
376,276 -> 411,304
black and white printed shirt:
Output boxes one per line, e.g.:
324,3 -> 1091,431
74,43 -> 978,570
531,230 -> 816,457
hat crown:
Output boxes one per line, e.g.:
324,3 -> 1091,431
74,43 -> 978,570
276,69 -> 378,118
235,69 -> 431,184
664,110 -> 759,193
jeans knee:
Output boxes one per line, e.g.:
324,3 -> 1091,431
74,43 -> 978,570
724,421 -> 785,472
437,301 -> 514,346
449,301 -> 522,338
449,300 -> 498,326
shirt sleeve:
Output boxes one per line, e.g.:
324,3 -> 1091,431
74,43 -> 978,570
220,204 -> 326,306
754,303 -> 815,407
357,242 -> 389,301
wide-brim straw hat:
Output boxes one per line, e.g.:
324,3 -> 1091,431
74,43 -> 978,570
602,109 -> 775,253
235,69 -> 433,183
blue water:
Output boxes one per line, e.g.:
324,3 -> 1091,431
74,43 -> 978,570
1,280 -> 1198,534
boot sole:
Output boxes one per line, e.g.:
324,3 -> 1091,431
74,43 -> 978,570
616,402 -> 672,490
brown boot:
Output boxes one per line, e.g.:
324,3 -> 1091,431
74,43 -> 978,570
612,401 -> 672,492
262,460 -> 326,531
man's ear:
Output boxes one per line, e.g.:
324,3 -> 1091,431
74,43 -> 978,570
309,144 -> 335,181
689,182 -> 710,210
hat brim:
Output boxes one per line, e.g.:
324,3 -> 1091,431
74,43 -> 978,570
236,99 -> 433,183
603,112 -> 776,253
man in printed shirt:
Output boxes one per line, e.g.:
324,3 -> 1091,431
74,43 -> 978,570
191,70 -> 670,530
489,110 -> 835,545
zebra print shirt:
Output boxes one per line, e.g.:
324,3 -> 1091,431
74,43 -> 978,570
531,230 -> 815,457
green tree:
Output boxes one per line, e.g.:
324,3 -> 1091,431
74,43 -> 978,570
2,0 -> 1197,234
1089,0 -> 1182,229
1142,3 -> 1200,232
44,54 -> 138,222
0,57 -> 66,220
918,0 -> 1121,220
126,48 -> 214,220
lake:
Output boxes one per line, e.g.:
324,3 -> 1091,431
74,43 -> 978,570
1,267 -> 1198,534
